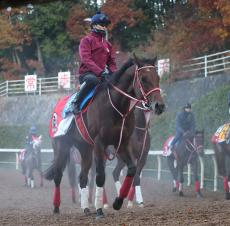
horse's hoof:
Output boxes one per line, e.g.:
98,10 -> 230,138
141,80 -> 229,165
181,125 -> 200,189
197,191 -> 204,198
172,187 -> 177,192
84,208 -> 90,216
179,191 -> 184,197
127,201 -> 133,208
96,208 -> 105,219
137,202 -> 144,208
225,192 -> 230,200
53,206 -> 60,214
103,203 -> 109,209
113,197 -> 123,210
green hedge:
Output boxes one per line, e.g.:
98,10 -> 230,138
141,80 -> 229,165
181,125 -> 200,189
150,83 -> 230,149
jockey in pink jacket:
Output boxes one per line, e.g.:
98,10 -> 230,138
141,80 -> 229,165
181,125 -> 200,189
73,12 -> 117,113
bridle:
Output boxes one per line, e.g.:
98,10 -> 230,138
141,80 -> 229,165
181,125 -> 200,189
109,65 -> 161,106
107,65 -> 160,157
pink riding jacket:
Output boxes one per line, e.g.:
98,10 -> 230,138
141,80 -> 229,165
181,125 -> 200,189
78,32 -> 117,77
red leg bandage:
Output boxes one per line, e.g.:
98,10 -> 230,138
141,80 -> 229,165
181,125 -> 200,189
119,176 -> 133,199
53,186 -> 61,207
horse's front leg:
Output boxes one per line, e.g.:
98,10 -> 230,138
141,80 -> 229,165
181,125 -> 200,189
94,137 -> 106,219
191,157 -> 203,198
167,155 -> 179,192
78,147 -> 92,215
113,144 -> 136,210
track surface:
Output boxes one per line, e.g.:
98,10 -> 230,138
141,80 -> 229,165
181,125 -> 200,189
0,168 -> 229,226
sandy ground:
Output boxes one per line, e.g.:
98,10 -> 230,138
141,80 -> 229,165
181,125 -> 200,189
0,168 -> 230,226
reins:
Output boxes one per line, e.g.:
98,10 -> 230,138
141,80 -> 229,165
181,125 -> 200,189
185,135 -> 203,163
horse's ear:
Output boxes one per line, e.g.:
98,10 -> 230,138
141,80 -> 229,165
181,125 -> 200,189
133,52 -> 141,67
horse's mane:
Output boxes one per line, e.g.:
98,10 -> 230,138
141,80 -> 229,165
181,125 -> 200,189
95,55 -> 157,94
109,58 -> 134,84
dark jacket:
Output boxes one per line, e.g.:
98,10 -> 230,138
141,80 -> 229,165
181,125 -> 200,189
78,32 -> 117,77
175,111 -> 195,135
25,134 -> 38,152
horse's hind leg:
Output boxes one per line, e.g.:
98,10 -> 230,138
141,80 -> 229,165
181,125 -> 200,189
112,158 -> 125,195
67,153 -> 77,203
130,158 -> 148,208
44,138 -> 70,214
178,164 -> 185,196
113,146 -> 136,211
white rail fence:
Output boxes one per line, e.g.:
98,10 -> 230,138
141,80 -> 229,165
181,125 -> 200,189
0,50 -> 230,97
0,148 -> 220,191
0,76 -> 76,97
181,49 -> 230,77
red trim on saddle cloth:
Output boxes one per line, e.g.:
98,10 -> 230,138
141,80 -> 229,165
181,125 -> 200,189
119,176 -> 133,199
49,95 -> 71,138
75,112 -> 94,146
211,135 -> 218,144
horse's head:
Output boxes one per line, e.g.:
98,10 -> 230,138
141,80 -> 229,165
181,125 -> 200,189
132,54 -> 165,115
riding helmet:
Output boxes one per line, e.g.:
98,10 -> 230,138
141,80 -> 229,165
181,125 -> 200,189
184,103 -> 192,109
91,12 -> 111,26
29,125 -> 37,135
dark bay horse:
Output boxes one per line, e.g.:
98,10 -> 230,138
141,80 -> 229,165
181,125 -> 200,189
44,55 -> 165,218
167,130 -> 204,197
21,136 -> 43,188
112,104 -> 152,208
212,124 -> 230,199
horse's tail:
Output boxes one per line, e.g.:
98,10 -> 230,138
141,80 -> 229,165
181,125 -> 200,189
43,163 -> 55,180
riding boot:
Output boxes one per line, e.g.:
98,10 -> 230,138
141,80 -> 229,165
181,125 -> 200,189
72,95 -> 80,114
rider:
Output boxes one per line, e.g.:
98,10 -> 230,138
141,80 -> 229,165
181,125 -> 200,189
24,125 -> 39,158
73,11 -> 117,114
169,103 -> 196,152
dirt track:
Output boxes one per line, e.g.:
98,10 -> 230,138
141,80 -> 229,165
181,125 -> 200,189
0,168 -> 230,226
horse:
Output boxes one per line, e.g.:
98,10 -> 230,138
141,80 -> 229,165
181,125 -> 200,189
44,55 -> 165,219
112,103 -> 152,208
20,135 -> 43,188
166,130 -> 204,197
212,123 -> 230,199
